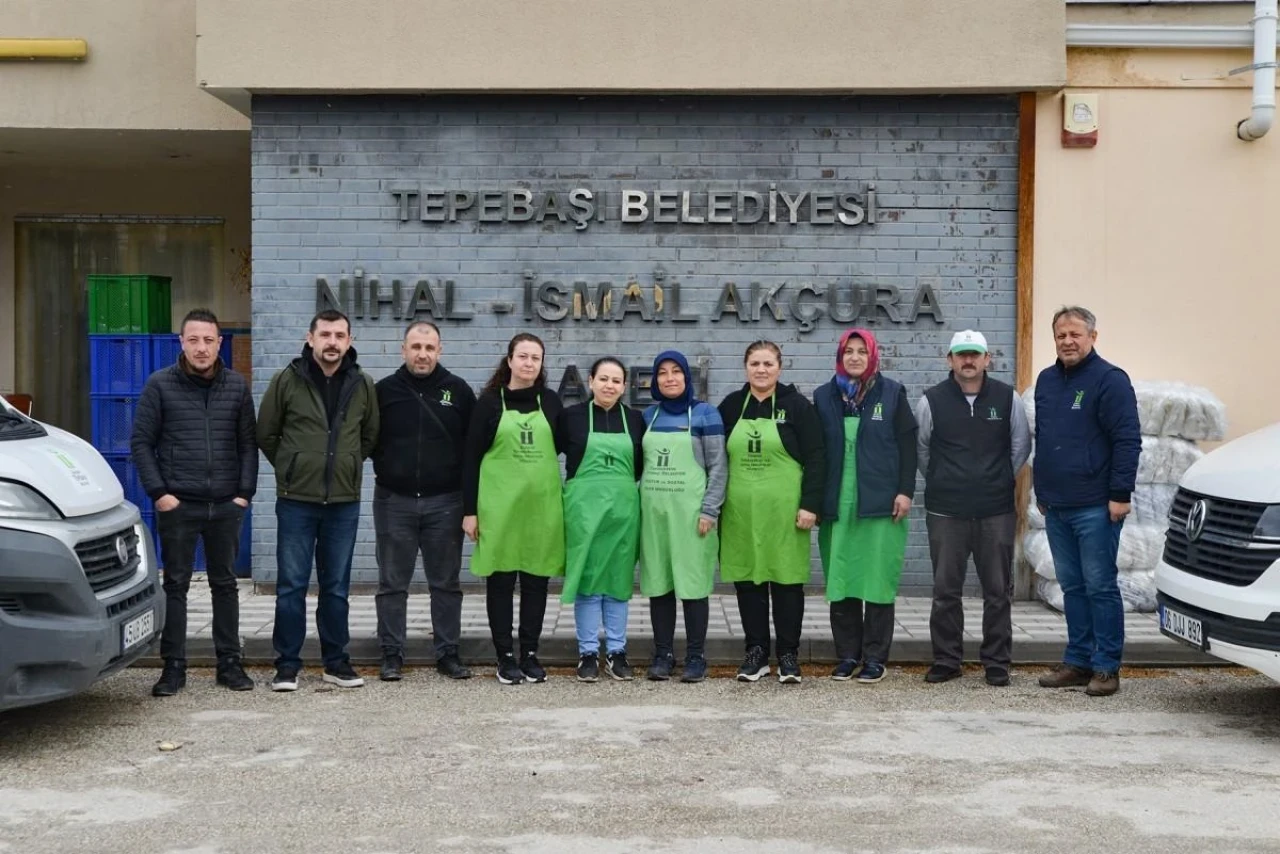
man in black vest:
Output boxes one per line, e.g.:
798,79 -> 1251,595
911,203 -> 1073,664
372,321 -> 477,682
916,330 -> 1031,687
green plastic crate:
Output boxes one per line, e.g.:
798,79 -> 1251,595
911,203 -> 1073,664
87,275 -> 172,334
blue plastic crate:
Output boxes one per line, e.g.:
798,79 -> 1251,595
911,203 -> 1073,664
103,453 -> 148,508
90,396 -> 138,455
89,336 -> 153,396
150,333 -> 233,372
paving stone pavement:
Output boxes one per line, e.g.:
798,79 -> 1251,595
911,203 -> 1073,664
154,582 -> 1214,669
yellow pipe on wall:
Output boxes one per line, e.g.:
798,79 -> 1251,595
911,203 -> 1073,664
0,38 -> 88,61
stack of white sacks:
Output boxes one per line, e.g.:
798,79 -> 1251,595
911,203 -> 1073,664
1021,382 -> 1227,613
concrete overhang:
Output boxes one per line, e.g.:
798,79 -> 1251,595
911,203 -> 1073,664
195,0 -> 1067,115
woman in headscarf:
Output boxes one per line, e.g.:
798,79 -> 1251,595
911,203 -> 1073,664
638,350 -> 727,683
813,329 -> 918,683
717,340 -> 826,684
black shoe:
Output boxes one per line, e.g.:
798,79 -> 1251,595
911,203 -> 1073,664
924,664 -> 963,684
830,659 -> 861,681
577,654 -> 600,682
496,654 -> 525,685
857,662 -> 887,683
985,666 -> 1011,687
271,667 -> 299,692
436,652 -> 473,680
521,652 -> 547,683
605,652 -> 634,681
151,661 -> 186,697
322,661 -> 365,688
215,657 -> 254,691
737,645 -> 770,682
777,652 -> 802,684
681,654 -> 708,683
648,653 -> 675,681
380,653 -> 404,682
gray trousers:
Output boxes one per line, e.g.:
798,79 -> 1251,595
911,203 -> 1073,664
926,511 -> 1016,669
373,487 -> 464,657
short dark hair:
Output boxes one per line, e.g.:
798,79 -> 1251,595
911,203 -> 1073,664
744,339 -> 782,363
310,309 -> 350,333
404,320 -> 441,340
180,308 -> 220,336
590,356 -> 627,380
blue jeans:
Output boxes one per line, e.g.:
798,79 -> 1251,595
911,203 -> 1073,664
273,498 -> 361,671
574,594 -> 629,655
1045,504 -> 1125,673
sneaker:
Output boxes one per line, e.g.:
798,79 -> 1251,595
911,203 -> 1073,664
577,653 -> 600,683
736,645 -> 770,682
435,652 -> 473,680
271,667 -> 299,692
322,661 -> 365,688
379,654 -> 404,682
151,661 -> 186,697
496,654 -> 525,685
521,652 -> 547,684
777,652 -> 802,684
1086,671 -> 1120,697
985,666 -> 1011,687
215,657 -> 254,691
647,653 -> 675,681
605,652 -> 634,682
1037,663 -> 1092,689
681,655 -> 708,683
924,664 -> 962,684
857,662 -> 887,683
830,659 -> 861,681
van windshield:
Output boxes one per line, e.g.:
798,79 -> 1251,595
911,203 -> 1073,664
0,407 -> 48,441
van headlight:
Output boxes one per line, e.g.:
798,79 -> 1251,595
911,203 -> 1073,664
1256,505 -> 1280,542
0,482 -> 61,520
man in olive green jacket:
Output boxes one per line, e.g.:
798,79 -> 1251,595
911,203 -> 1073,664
257,309 -> 379,692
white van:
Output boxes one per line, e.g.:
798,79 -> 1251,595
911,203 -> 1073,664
1155,422 -> 1280,682
0,395 -> 162,711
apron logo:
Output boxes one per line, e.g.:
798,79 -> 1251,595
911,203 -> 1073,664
871,402 -> 884,421
1072,390 -> 1085,410
518,421 -> 535,445
656,448 -> 672,469
746,428 -> 763,455
603,451 -> 615,468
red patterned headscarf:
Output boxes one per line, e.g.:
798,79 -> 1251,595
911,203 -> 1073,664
835,328 -> 879,407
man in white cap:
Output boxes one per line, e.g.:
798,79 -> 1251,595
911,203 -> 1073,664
915,330 -> 1032,686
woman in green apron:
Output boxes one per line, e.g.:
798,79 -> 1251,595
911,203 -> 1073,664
639,350 -> 727,683
555,357 -> 644,683
717,341 -> 826,684
462,333 -> 564,685
813,328 -> 918,684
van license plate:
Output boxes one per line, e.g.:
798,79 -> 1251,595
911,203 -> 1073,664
122,609 -> 155,653
1159,605 -> 1204,649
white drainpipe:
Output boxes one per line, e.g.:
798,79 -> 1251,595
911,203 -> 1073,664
1238,0 -> 1278,141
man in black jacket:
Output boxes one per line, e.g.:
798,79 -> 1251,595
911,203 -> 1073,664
131,309 -> 257,697
372,321 -> 477,681
916,330 -> 1031,688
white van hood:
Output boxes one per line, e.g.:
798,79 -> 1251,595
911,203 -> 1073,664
1180,422 -> 1280,505
0,424 -> 124,517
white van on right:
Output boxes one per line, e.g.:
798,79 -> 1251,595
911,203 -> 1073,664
1155,422 -> 1280,682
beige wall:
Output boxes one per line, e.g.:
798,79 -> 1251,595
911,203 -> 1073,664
0,0 -> 245,131
1034,50 -> 1280,442
196,0 -> 1065,109
0,155 -> 250,394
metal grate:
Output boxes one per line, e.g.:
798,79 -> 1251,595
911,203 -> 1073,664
1163,489 -> 1280,587
74,526 -> 141,594
0,595 -> 21,615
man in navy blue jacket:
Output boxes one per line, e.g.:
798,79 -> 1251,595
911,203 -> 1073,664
1033,307 -> 1141,697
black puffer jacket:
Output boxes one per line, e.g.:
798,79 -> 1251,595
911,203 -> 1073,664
131,359 -> 258,503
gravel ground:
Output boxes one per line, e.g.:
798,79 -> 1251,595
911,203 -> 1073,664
1,665 -> 1278,854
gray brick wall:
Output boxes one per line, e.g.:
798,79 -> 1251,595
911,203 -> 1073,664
250,95 -> 1020,594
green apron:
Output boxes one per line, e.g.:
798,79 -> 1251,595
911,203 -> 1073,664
470,390 -> 565,578
719,393 -> 811,585
818,415 -> 908,604
638,409 -> 718,599
561,405 -> 639,604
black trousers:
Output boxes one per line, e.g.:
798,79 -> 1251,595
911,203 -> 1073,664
830,597 -> 895,664
485,571 -> 549,658
735,581 -> 805,658
649,593 -> 710,659
927,512 -> 1016,669
156,499 -> 244,664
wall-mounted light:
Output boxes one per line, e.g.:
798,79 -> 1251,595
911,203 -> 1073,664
0,38 -> 88,61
